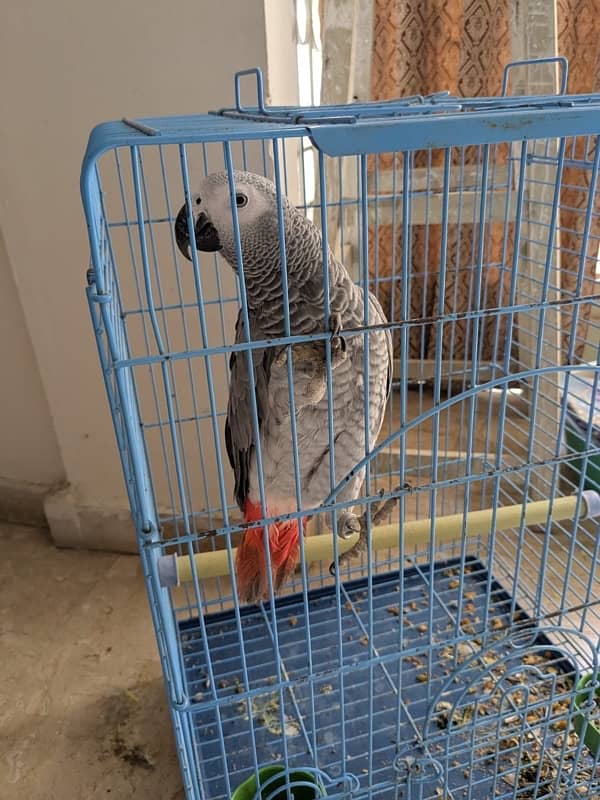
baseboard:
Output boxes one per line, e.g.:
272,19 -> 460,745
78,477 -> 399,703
44,486 -> 138,553
3,483 -> 320,556
0,476 -> 50,528
0,480 -> 240,555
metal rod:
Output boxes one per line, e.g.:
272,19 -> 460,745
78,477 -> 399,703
157,491 -> 600,587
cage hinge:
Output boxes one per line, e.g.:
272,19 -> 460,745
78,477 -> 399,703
90,291 -> 113,305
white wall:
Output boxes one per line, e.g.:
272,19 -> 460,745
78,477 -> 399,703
0,228 -> 64,489
0,0 -> 298,547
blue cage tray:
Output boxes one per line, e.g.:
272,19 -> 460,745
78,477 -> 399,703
178,556 -> 584,799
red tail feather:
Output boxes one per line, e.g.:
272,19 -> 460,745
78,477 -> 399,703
235,501 -> 306,603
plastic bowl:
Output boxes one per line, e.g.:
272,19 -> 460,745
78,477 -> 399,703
231,765 -> 326,800
565,412 -> 600,491
572,673 -> 600,757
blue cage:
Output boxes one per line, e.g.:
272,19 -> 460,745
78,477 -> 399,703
81,59 -> 600,799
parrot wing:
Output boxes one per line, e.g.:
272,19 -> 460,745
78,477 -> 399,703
367,290 -> 394,404
225,309 -> 274,511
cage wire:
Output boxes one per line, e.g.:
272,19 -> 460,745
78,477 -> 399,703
81,60 -> 600,800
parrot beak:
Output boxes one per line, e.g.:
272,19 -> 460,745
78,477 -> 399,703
175,204 -> 222,259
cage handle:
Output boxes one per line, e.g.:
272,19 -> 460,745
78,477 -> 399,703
501,56 -> 569,96
234,68 -> 268,114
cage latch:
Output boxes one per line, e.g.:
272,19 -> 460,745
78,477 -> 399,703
393,748 -> 443,787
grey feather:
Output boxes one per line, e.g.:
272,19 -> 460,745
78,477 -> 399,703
225,310 -> 274,510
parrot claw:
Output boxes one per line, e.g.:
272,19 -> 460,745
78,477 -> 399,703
337,511 -> 361,540
273,346 -> 289,367
329,312 -> 343,338
330,509 -> 369,575
329,313 -> 348,369
330,336 -> 347,369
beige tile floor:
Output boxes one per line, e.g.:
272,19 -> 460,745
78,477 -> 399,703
3,518 -> 598,800
0,522 -> 182,800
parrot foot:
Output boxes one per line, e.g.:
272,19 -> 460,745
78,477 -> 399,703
273,343 -> 328,406
329,312 -> 347,366
329,486 -> 404,576
328,312 -> 348,372
273,330 -> 346,410
273,347 -> 288,367
337,511 -> 361,540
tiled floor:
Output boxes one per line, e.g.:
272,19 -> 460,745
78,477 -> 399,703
0,522 -> 182,800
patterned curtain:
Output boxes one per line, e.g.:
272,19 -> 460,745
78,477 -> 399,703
369,1 -> 511,363
369,0 -> 600,364
556,1 -> 600,359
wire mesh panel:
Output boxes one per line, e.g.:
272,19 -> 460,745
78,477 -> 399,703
81,63 -> 600,799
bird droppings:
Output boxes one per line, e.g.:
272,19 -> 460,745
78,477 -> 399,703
112,737 -> 155,771
242,693 -> 301,738
102,688 -> 157,772
430,657 -> 597,798
435,700 -> 474,729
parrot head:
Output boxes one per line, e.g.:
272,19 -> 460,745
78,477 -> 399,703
175,170 -> 288,269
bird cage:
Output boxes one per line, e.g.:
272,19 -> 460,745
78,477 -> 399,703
81,59 -> 600,799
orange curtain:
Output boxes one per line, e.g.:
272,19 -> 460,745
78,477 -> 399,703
372,1 -> 510,99
370,1 -> 511,362
556,1 -> 600,360
370,0 -> 600,364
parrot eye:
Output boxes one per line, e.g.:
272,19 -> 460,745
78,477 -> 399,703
195,196 -> 202,205
235,193 -> 248,208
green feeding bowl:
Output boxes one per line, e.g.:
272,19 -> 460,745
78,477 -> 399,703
231,765 -> 327,800
563,368 -> 600,491
572,673 -> 600,757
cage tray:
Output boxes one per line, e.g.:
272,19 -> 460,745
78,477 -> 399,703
178,556 -> 585,799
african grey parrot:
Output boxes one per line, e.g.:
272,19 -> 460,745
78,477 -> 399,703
175,170 -> 392,603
